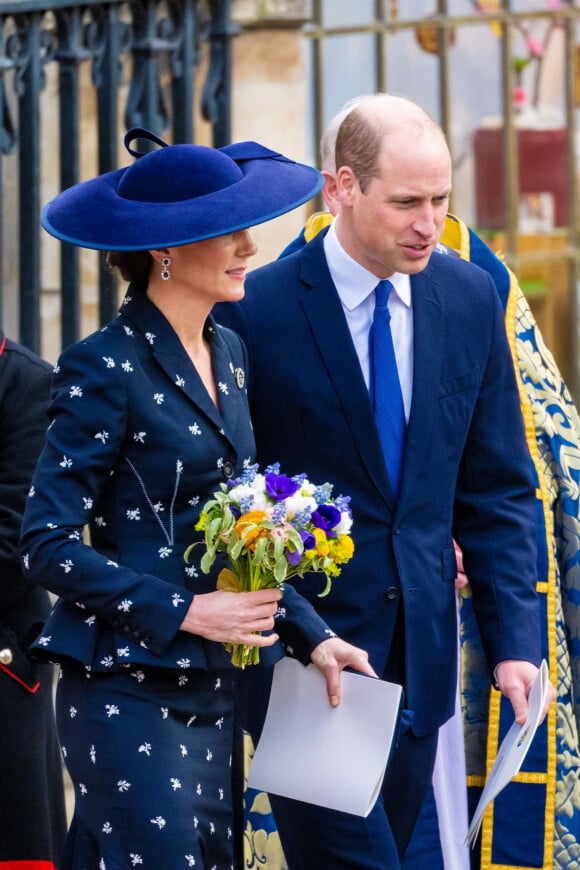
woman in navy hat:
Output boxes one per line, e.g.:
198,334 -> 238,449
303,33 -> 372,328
20,129 -> 323,870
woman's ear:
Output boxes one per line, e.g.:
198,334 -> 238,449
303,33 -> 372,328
149,248 -> 170,267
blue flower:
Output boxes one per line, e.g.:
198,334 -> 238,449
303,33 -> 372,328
239,463 -> 259,484
313,483 -> 333,504
239,496 -> 254,513
311,504 -> 341,537
334,495 -> 352,514
292,507 -> 314,528
265,472 -> 300,502
271,503 -> 287,524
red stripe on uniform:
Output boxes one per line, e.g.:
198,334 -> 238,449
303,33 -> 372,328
0,663 -> 40,694
0,863 -> 58,869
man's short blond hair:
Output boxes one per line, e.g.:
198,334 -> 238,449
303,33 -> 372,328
331,93 -> 445,193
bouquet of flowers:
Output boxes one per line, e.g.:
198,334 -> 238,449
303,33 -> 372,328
185,463 -> 355,667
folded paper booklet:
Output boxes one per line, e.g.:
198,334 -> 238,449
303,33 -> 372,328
247,656 -> 403,817
466,659 -> 550,846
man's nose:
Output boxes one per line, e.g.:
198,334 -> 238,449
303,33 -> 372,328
411,207 -> 437,237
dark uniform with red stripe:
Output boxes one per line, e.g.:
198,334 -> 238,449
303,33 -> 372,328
0,330 -> 66,869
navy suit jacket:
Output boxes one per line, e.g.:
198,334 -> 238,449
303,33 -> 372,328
216,229 -> 542,735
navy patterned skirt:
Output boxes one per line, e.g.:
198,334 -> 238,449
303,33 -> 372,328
56,662 -> 238,870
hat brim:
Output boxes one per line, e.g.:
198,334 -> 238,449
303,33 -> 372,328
41,145 -> 323,251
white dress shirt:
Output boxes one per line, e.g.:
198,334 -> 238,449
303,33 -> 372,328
323,221 -> 413,421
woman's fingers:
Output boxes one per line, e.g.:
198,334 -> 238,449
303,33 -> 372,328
180,587 -> 282,643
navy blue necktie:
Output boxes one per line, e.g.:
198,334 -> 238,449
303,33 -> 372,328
369,280 -> 406,498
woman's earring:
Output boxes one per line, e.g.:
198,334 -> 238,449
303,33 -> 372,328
161,256 -> 171,281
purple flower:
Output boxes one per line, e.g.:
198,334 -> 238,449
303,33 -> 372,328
299,529 -> 316,550
286,529 -> 316,566
311,504 -> 341,537
265,472 -> 300,502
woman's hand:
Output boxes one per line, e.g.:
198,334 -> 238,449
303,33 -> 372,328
311,637 -> 377,708
180,587 -> 282,648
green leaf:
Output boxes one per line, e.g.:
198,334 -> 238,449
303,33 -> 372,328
274,555 -> 288,584
229,537 -> 245,561
222,505 -> 236,532
209,515 -> 227,536
252,536 -> 268,567
286,527 -> 303,549
200,551 -> 215,574
317,574 -> 333,598
184,542 -> 197,563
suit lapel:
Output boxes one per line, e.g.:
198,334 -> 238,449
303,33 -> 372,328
206,322 -> 250,449
298,237 -> 447,513
120,289 -> 240,452
398,263 -> 445,504
298,234 -> 395,512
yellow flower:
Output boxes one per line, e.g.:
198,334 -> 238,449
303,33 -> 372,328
310,528 -> 330,557
195,513 -> 207,531
330,533 -> 355,563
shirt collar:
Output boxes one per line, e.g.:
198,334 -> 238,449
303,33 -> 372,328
323,219 -> 412,310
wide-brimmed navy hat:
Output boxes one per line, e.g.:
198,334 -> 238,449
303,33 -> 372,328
41,128 -> 323,251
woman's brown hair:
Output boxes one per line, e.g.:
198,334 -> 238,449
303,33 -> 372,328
107,250 -> 152,285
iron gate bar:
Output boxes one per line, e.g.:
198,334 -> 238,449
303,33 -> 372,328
0,0 -> 235,354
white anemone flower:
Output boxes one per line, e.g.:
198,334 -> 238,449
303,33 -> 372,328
284,491 -> 317,521
335,511 -> 353,534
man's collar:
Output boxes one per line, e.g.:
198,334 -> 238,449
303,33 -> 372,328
324,219 -> 411,311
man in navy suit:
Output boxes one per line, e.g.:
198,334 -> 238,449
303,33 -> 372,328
217,94 -> 555,869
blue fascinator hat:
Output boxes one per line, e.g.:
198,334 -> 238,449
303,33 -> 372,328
41,128 -> 324,251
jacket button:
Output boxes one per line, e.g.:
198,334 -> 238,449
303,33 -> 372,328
386,587 -> 399,600
122,623 -> 132,634
0,647 -> 13,665
142,634 -> 152,645
223,460 -> 235,479
393,527 -> 401,535
132,629 -> 142,640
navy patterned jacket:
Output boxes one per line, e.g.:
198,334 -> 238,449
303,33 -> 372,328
21,288 -> 325,673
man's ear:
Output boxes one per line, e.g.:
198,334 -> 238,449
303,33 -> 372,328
321,170 -> 339,217
335,166 -> 357,206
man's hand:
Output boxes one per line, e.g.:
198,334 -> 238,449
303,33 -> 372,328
495,659 -> 556,725
453,541 -> 468,590
311,637 -> 377,708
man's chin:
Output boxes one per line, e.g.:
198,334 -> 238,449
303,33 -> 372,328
403,254 -> 433,274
